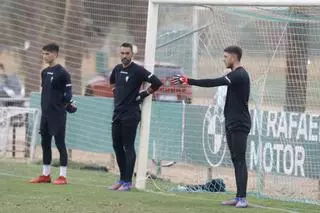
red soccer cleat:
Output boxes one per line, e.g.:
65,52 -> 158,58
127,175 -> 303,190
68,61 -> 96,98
53,176 -> 68,185
29,175 -> 51,183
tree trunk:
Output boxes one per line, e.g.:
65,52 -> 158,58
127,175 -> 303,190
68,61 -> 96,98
83,0 -> 148,60
63,0 -> 84,95
285,7 -> 309,112
127,0 -> 148,60
19,0 -> 45,96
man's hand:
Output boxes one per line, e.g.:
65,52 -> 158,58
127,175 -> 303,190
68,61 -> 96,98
171,75 -> 189,85
136,90 -> 150,104
112,87 -> 116,97
66,100 -> 77,113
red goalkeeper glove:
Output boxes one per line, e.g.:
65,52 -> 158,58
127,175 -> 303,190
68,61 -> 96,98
171,74 -> 189,85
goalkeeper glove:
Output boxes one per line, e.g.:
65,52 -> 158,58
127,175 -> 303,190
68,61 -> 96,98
136,90 -> 150,104
171,74 -> 189,85
66,100 -> 77,113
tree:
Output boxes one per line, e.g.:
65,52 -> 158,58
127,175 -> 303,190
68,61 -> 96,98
83,0 -> 148,60
63,0 -> 84,95
18,0 -> 44,96
285,7 -> 309,112
5,0 -> 68,96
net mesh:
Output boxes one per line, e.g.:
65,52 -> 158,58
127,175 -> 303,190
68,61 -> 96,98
1,0 -> 320,205
0,107 -> 40,159
147,5 -> 320,204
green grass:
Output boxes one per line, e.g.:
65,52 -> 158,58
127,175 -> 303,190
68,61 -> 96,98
0,161 -> 319,213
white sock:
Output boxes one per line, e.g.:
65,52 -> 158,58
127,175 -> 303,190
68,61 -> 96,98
42,165 -> 51,176
60,166 -> 67,177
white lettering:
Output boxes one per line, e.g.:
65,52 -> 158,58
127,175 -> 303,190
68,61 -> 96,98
249,110 -> 255,135
250,140 -> 258,170
294,146 -> 305,177
289,112 -> 298,139
308,114 -> 318,142
250,109 -> 258,135
273,144 -> 284,173
296,114 -> 308,140
263,143 -> 273,173
277,112 -> 288,138
283,145 -> 294,175
250,141 -> 306,177
267,111 -> 277,137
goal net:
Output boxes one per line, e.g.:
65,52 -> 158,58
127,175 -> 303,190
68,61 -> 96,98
0,107 -> 40,159
138,1 -> 320,205
1,0 -> 319,206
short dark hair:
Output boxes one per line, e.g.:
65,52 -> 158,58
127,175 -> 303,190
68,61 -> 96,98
224,45 -> 242,61
120,42 -> 133,51
42,43 -> 59,53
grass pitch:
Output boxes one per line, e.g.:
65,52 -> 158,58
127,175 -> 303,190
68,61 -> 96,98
0,161 -> 318,213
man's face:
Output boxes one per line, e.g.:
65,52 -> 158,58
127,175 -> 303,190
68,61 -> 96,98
120,47 -> 133,66
42,50 -> 57,64
223,52 -> 236,69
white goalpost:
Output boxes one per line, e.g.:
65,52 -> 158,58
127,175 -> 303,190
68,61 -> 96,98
136,0 -> 320,204
135,0 -> 159,190
151,0 -> 320,5
0,107 -> 41,160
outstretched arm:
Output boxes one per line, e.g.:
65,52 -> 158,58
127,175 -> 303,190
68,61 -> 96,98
172,71 -> 241,88
188,76 -> 231,87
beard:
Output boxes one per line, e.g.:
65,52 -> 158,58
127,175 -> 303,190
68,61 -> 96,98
225,62 -> 233,69
121,58 -> 131,66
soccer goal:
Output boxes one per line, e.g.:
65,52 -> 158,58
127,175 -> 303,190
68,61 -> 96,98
136,0 -> 320,204
0,107 -> 41,160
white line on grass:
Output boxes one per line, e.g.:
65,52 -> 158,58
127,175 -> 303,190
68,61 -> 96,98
147,190 -> 301,213
144,176 -> 302,213
250,203 -> 300,213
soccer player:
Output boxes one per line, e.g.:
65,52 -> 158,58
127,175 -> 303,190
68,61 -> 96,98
109,42 -> 162,191
29,43 -> 77,185
172,45 -> 251,208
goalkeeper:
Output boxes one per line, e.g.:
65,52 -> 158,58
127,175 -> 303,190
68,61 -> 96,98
172,45 -> 251,208
109,43 -> 162,191
29,43 -> 77,185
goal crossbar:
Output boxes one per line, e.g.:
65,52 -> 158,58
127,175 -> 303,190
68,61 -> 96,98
151,0 -> 320,6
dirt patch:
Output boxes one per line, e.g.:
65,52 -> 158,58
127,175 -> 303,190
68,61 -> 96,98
21,145 -> 318,202
2,119 -> 319,203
